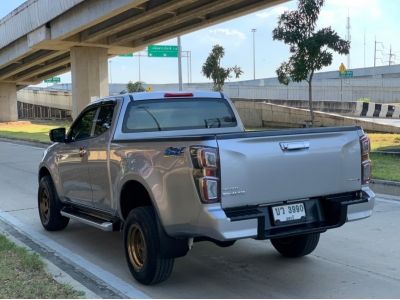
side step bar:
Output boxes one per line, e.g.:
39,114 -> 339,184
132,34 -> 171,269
61,208 -> 115,231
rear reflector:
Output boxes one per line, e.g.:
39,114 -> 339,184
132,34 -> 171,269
164,92 -> 193,98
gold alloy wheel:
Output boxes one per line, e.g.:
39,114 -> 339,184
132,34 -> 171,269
39,188 -> 50,223
127,224 -> 147,270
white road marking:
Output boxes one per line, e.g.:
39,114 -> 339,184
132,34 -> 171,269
0,210 -> 150,299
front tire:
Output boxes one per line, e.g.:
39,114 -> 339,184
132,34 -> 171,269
38,176 -> 69,231
270,232 -> 320,258
124,207 -> 174,285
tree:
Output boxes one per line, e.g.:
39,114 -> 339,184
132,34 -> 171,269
202,44 -> 243,91
127,81 -> 145,93
272,0 -> 350,125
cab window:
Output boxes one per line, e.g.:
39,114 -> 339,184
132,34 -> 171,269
68,107 -> 98,141
94,104 -> 115,137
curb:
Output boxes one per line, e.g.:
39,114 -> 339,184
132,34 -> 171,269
370,179 -> 400,197
0,227 -> 99,299
371,151 -> 400,156
0,137 -> 50,148
0,211 -> 150,299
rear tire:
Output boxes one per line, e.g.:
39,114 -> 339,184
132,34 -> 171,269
38,176 -> 69,231
270,233 -> 320,258
124,207 -> 174,285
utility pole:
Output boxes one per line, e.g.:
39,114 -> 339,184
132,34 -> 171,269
374,37 -> 376,67
251,28 -> 256,80
346,13 -> 351,68
138,53 -> 141,82
189,50 -> 192,84
363,29 -> 366,68
388,45 -> 395,66
109,60 -> 112,83
374,37 -> 385,68
177,36 -> 183,91
186,51 -> 190,85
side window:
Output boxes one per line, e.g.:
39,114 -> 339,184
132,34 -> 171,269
94,104 -> 115,137
68,107 -> 98,142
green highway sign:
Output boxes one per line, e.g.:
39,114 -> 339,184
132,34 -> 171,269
148,45 -> 178,57
339,70 -> 353,78
44,77 -> 61,83
118,53 -> 133,57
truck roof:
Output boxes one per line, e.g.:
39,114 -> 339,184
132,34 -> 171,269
127,91 -> 224,101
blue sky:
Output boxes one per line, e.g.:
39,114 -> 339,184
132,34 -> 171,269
1,0 -> 400,85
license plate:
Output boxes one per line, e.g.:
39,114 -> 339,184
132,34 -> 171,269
272,203 -> 306,223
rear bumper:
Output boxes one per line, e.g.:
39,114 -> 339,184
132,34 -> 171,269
191,188 -> 375,241
347,186 -> 375,221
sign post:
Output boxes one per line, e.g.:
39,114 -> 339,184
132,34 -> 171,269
338,63 -> 353,101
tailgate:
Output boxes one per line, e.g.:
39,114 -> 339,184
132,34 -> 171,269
217,129 -> 361,209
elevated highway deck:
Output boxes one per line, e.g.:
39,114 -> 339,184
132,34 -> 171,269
0,0 -> 284,120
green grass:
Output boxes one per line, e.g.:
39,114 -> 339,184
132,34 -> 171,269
0,234 -> 83,298
370,153 -> 400,182
0,121 -> 69,143
368,133 -> 400,152
365,134 -> 400,181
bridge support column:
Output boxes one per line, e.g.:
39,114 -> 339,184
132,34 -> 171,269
0,83 -> 17,122
71,47 -> 108,119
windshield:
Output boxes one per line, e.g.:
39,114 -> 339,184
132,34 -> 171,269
122,98 -> 237,132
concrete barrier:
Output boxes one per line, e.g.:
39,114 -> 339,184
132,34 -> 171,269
355,102 -> 364,116
366,103 -> 376,117
379,104 -> 389,118
393,106 -> 400,118
233,101 -> 400,133
232,98 -> 400,119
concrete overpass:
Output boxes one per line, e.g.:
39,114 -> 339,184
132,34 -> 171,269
0,0 -> 285,121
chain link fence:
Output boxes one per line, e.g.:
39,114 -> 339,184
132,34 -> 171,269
17,101 -> 71,120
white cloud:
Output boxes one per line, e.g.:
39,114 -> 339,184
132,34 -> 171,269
256,6 -> 289,19
208,28 -> 246,40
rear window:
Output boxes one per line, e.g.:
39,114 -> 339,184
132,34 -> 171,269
122,98 -> 237,133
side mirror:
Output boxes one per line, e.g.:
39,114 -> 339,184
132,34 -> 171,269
49,128 -> 66,143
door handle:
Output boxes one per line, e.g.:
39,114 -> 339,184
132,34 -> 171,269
79,147 -> 87,157
280,141 -> 310,151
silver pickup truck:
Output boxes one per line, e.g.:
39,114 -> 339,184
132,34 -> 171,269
38,91 -> 374,285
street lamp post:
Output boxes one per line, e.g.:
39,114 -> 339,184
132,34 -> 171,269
138,52 -> 141,82
177,36 -> 183,91
251,29 -> 256,80
109,60 -> 112,83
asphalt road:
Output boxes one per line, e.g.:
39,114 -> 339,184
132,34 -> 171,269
0,140 -> 400,298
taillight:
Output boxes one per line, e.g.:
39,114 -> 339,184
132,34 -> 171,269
190,146 -> 220,203
360,134 -> 371,184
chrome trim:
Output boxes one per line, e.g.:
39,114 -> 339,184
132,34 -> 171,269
60,211 -> 113,231
280,141 -> 310,151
